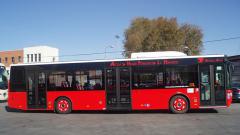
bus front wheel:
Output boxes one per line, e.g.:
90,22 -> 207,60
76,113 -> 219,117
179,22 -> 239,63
170,95 -> 189,114
55,97 -> 72,114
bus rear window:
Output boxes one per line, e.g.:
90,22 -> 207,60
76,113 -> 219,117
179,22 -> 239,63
10,66 -> 26,91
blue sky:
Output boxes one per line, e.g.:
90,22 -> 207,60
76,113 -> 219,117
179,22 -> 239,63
0,0 -> 240,60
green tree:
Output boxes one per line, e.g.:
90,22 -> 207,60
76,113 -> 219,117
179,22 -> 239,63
123,17 -> 203,57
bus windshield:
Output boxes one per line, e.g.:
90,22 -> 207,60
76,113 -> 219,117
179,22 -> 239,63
0,67 -> 8,90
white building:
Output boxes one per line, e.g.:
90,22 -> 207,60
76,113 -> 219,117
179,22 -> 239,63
23,46 -> 59,63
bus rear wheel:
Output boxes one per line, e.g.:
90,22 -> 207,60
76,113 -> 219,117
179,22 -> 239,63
55,97 -> 72,114
170,95 -> 189,114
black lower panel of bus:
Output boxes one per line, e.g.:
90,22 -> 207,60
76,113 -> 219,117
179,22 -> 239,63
107,104 -> 131,111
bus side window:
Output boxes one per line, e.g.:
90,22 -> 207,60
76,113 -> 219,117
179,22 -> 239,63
10,66 -> 26,91
48,71 -> 73,90
74,70 -> 103,90
133,66 -> 162,89
165,66 -> 197,88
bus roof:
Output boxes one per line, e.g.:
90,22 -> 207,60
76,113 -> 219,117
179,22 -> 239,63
10,54 -> 225,67
131,51 -> 187,58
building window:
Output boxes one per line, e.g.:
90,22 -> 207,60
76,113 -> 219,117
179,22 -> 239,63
53,57 -> 55,62
18,56 -> 21,62
35,54 -> 37,62
12,57 -> 15,63
27,54 -> 29,63
38,53 -> 41,62
31,54 -> 33,62
5,57 -> 8,63
0,58 -> 1,63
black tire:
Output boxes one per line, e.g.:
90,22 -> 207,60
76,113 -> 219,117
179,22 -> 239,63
169,95 -> 189,114
54,97 -> 72,114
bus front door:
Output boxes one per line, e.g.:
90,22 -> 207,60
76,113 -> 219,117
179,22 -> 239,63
26,71 -> 47,109
199,65 -> 226,106
106,68 -> 131,110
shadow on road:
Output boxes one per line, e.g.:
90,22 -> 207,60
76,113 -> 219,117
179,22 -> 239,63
188,109 -> 218,113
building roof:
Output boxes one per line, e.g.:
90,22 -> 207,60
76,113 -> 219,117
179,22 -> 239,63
23,45 -> 58,50
228,55 -> 240,62
0,49 -> 23,53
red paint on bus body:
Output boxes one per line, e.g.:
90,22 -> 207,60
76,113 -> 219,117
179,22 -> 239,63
8,88 -> 233,111
47,90 -> 106,110
131,88 -> 200,110
8,92 -> 27,110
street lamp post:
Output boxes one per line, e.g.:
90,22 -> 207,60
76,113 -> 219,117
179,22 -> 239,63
104,45 -> 114,59
104,35 -> 120,59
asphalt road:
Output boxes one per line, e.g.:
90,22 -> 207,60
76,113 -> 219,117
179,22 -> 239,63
0,102 -> 240,135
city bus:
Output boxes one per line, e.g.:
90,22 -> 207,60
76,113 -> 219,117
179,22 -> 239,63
0,63 -> 8,101
8,54 -> 232,113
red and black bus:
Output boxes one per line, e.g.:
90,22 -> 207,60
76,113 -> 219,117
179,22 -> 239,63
8,55 -> 232,113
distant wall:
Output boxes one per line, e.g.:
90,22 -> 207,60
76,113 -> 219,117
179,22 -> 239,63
0,50 -> 23,67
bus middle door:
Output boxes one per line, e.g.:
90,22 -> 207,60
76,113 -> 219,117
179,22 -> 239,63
105,67 -> 131,110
